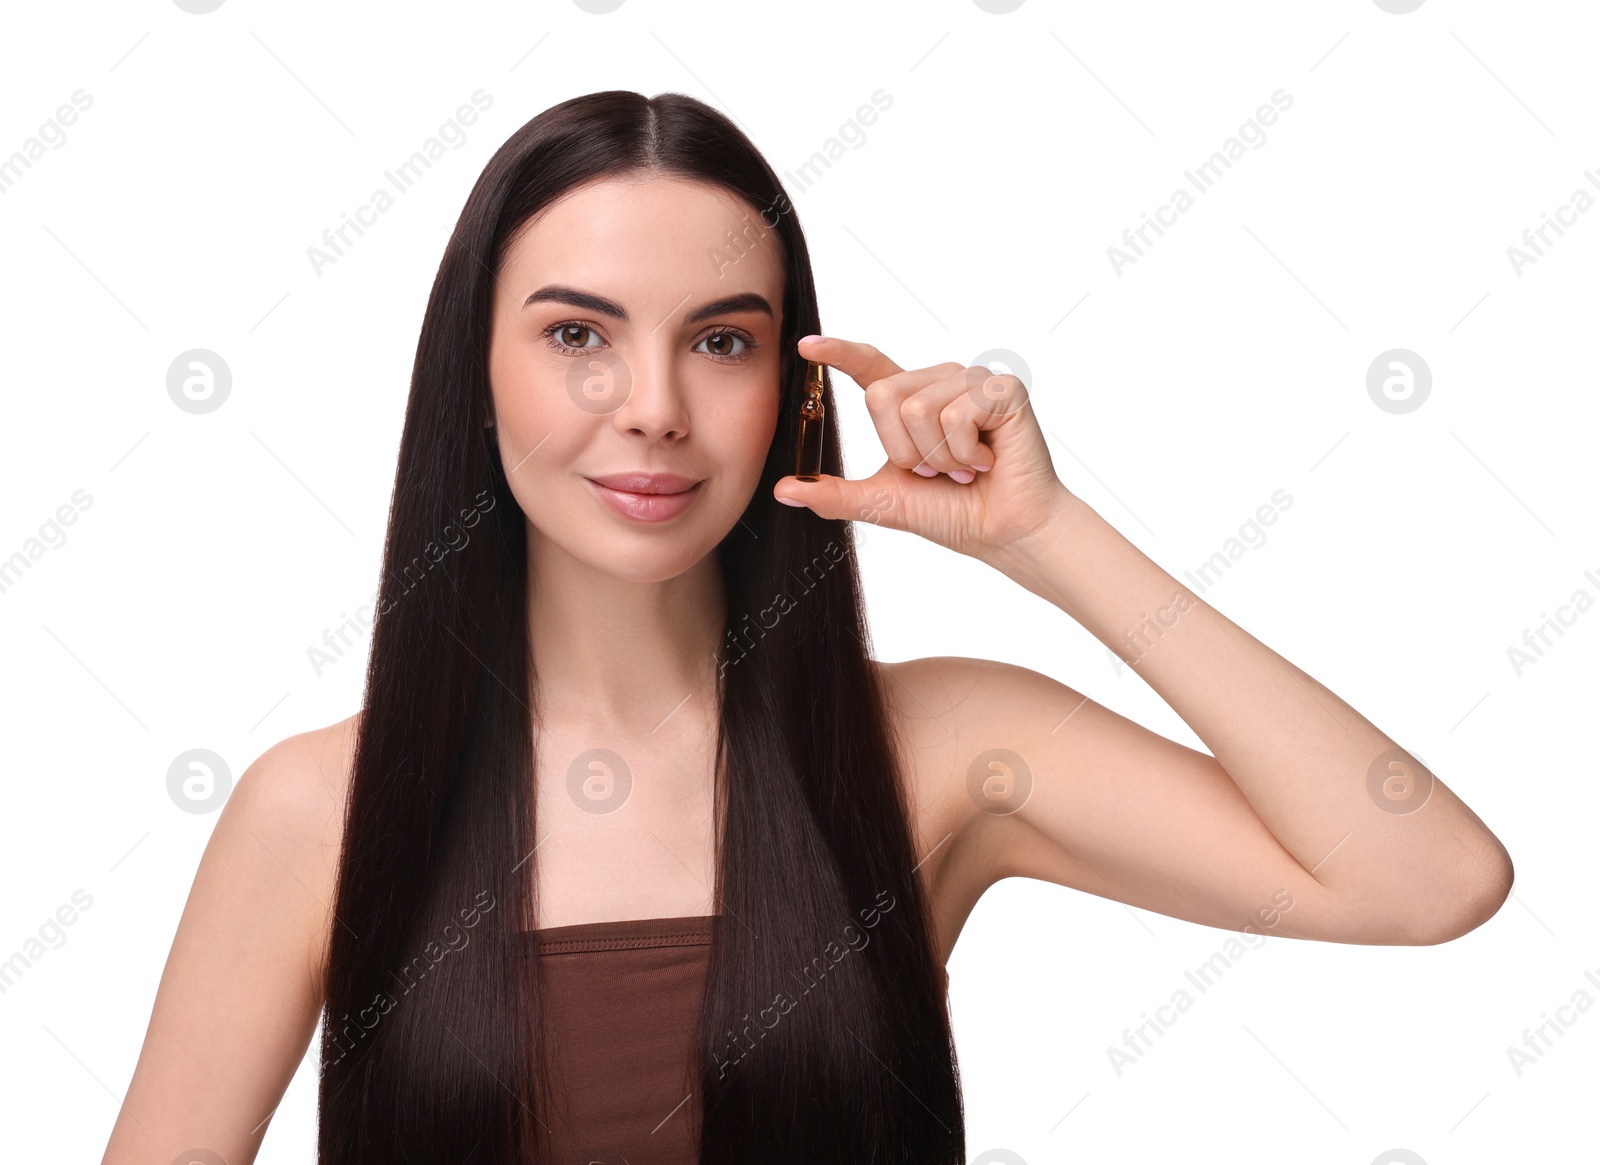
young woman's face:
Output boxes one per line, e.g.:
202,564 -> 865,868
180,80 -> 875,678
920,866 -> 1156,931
487,173 -> 787,582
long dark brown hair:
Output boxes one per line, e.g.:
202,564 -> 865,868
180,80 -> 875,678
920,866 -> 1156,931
316,89 -> 963,1163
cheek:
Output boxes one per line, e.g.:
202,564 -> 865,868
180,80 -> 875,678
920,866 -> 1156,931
491,421 -> 597,547
493,336 -> 634,446
712,392 -> 782,480
489,336 -> 552,429
490,347 -> 593,474
488,352 -> 580,504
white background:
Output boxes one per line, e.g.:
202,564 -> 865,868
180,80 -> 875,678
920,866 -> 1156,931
1,1 -> 1594,1162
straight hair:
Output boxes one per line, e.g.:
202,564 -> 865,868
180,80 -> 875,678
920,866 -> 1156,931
316,89 -> 964,1163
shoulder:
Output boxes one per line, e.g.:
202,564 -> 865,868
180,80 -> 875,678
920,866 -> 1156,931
101,712 -> 363,1158
870,655 -> 1080,882
230,710 -> 360,843
217,710 -> 362,985
871,655 -> 1083,768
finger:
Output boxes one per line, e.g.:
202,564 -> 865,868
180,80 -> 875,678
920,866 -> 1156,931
939,366 -> 1024,471
797,335 -> 902,391
798,338 -> 987,478
892,363 -> 983,475
773,461 -> 903,527
798,335 -> 932,474
862,363 -> 960,474
936,391 -> 995,471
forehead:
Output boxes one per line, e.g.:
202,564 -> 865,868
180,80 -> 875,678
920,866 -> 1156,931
500,173 -> 786,307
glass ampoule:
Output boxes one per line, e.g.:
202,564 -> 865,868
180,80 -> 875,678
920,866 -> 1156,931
795,359 -> 825,482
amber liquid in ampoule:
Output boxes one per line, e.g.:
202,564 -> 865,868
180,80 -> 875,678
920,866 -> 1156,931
795,360 -> 826,481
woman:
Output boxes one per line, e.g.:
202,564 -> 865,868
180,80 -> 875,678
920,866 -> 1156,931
102,90 -> 1513,1165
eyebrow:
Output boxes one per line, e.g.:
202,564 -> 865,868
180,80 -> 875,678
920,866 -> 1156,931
522,284 -> 774,326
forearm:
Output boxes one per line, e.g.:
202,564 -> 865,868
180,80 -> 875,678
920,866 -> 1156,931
979,492 -> 1513,932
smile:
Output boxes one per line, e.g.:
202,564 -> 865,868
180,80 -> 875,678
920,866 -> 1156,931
584,477 -> 702,522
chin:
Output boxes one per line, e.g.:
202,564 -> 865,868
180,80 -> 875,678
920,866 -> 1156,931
581,530 -> 722,583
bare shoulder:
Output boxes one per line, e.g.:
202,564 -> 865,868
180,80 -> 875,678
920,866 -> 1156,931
873,653 -> 1070,810
102,710 -> 364,1162
225,710 -> 362,985
254,708 -> 362,819
871,656 -> 1060,959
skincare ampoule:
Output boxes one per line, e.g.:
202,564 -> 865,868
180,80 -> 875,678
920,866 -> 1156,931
795,360 -> 825,482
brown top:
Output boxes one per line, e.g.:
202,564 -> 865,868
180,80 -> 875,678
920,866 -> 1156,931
529,913 -> 716,1165
527,912 -> 951,1163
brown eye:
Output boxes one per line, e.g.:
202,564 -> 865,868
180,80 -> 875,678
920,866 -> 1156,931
543,322 -> 603,354
695,329 -> 756,363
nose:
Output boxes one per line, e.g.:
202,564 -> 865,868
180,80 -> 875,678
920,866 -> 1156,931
608,348 -> 690,445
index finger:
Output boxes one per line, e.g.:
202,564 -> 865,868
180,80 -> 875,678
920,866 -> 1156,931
798,335 -> 903,390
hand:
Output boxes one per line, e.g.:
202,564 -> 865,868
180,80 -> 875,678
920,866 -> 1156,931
773,335 -> 1073,561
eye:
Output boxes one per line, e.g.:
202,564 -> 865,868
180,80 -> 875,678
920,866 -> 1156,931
541,321 -> 759,364
696,329 -> 758,364
543,321 -> 605,355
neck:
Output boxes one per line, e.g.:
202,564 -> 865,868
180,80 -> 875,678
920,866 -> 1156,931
525,533 -> 725,732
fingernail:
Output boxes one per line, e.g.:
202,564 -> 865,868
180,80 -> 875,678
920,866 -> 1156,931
949,469 -> 976,484
800,334 -> 825,344
777,496 -> 807,507
971,462 -> 991,472
912,464 -> 938,477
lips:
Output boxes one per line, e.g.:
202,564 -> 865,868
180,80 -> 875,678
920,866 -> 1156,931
586,472 -> 700,495
584,471 -> 702,522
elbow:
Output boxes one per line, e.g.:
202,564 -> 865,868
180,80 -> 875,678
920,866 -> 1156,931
1407,847 -> 1515,946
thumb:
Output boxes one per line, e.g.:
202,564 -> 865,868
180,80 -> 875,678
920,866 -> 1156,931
772,473 -> 882,522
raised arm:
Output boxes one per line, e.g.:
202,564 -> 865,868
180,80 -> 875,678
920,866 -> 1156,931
773,336 -> 1512,951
